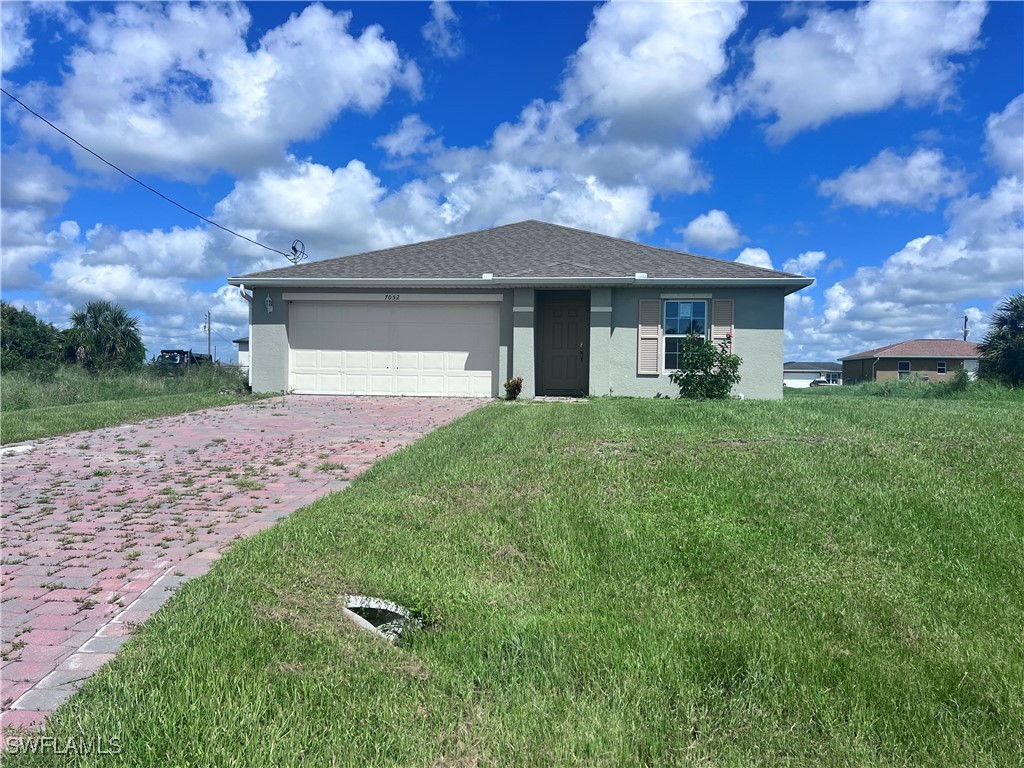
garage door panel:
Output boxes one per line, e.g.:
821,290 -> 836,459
420,352 -> 445,371
290,301 -> 498,397
369,351 -> 392,369
293,349 -> 318,368
320,350 -> 343,368
396,351 -> 420,369
344,350 -> 369,368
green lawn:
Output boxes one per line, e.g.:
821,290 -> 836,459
0,367 -> 270,444
5,395 -> 1023,766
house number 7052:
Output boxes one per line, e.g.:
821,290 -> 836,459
384,294 -> 400,301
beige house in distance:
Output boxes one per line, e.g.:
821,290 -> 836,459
840,339 -> 980,384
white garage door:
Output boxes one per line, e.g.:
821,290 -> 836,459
289,301 -> 498,396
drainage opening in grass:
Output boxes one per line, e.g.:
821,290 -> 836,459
342,595 -> 423,644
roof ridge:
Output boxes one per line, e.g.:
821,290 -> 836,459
524,219 -> 809,279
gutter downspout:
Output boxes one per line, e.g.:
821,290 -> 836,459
238,284 -> 253,388
871,357 -> 879,383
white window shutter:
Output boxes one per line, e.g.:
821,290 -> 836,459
712,299 -> 734,352
637,299 -> 661,375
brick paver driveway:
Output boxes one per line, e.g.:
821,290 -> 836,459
0,395 -> 484,734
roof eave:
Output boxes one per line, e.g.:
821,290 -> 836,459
841,354 -> 979,361
228,276 -> 815,291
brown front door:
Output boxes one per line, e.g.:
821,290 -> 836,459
538,297 -> 589,395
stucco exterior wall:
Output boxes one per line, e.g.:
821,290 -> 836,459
246,284 -> 790,400
600,286 -> 787,400
511,288 -> 536,399
250,287 -> 290,393
847,357 -> 974,384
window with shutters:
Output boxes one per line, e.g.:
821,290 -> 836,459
663,301 -> 707,371
636,297 -> 735,375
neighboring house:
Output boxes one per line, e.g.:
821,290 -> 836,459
840,340 -> 980,384
228,221 -> 813,400
234,337 -> 249,374
783,361 -> 843,388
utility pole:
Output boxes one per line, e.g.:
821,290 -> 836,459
961,315 -> 969,341
206,310 -> 212,357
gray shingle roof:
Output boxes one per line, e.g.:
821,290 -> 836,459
231,220 -> 809,283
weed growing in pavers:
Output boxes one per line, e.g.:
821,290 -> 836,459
76,443 -> 90,450
233,478 -> 265,491
92,468 -> 113,477
138,442 -> 152,448
40,582 -> 66,590
1,641 -> 27,661
186,448 -> 198,455
123,550 -> 141,562
316,461 -> 346,472
211,438 -> 226,444
74,597 -> 98,613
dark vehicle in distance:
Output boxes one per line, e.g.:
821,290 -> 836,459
158,349 -> 213,368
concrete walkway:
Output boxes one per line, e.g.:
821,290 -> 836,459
0,395 -> 484,735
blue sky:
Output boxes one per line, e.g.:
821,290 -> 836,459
2,0 -> 1021,364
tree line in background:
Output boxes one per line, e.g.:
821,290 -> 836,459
1,299 -> 146,375
2,294 -> 1022,388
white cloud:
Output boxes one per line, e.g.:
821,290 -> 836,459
985,94 -> 1024,177
422,0 -> 461,59
744,1 -> 986,141
367,1 -> 746,237
376,114 -> 439,159
1,2 -> 32,73
0,150 -> 76,209
679,209 -> 746,253
566,1 -> 745,144
736,247 -> 773,270
213,155 -> 660,267
783,251 -> 826,275
793,176 -> 1024,358
23,3 -> 420,179
819,148 -> 967,210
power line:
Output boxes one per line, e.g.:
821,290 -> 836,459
1,86 -> 298,261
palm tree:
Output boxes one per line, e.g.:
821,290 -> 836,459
979,293 -> 1024,387
61,300 -> 146,371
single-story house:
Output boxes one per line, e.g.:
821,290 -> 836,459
783,361 -> 843,387
228,220 -> 813,400
840,339 -> 980,384
234,337 -> 249,375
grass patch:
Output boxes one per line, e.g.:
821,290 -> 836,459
6,395 -> 1022,766
0,366 -> 272,444
0,393 -> 269,445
